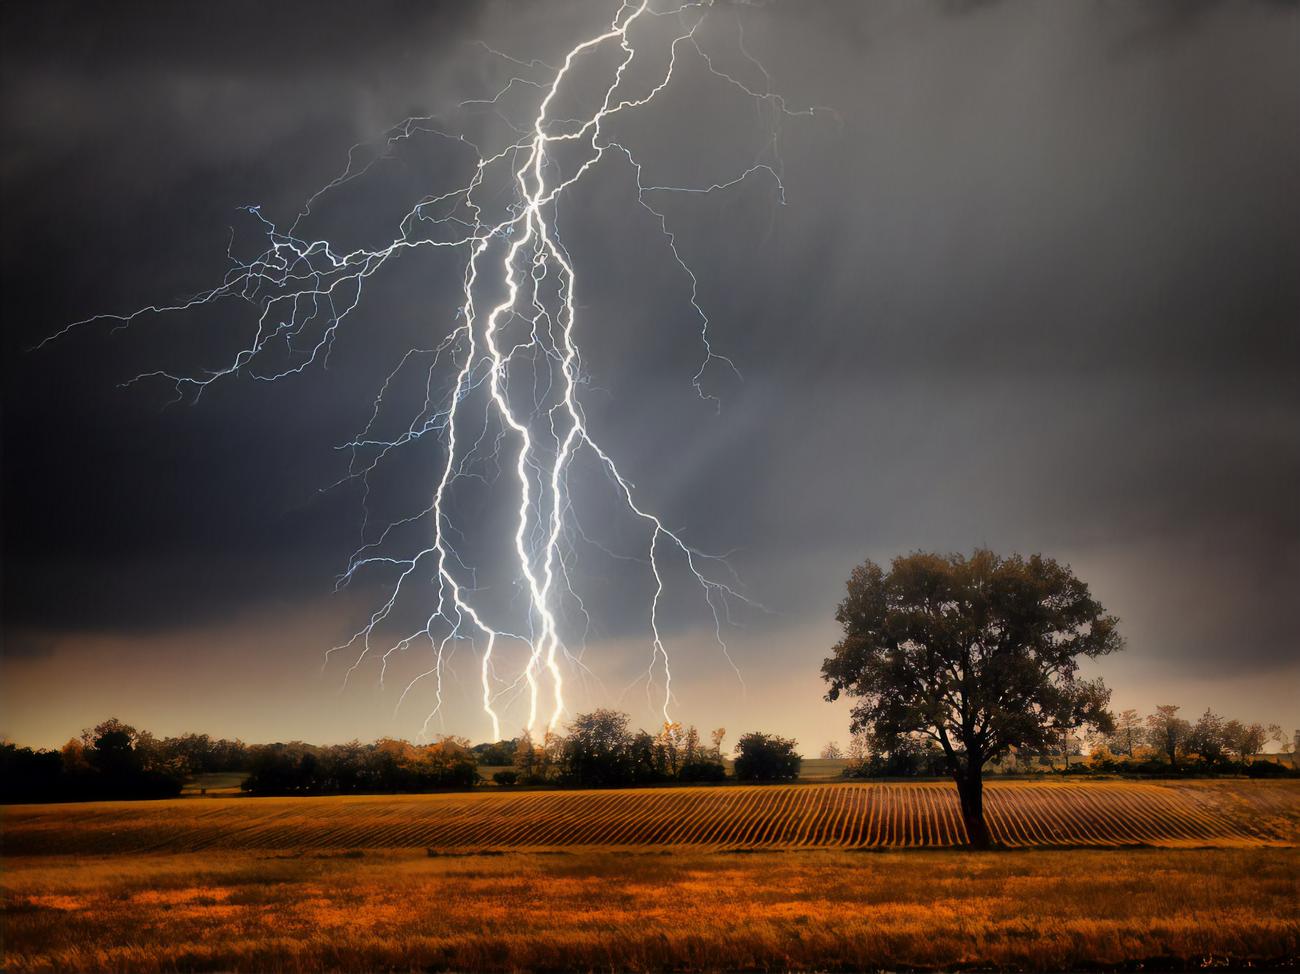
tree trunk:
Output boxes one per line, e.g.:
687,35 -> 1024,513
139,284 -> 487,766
955,772 -> 991,848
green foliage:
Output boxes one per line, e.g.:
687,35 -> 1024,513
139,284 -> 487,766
823,549 -> 1122,845
824,550 -> 1122,771
472,739 -> 519,767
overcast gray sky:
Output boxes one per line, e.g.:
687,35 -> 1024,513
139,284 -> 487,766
3,0 -> 1297,750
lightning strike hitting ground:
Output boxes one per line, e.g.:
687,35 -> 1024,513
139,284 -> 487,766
42,1 -> 825,740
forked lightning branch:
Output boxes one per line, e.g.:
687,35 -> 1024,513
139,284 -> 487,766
43,1 -> 824,740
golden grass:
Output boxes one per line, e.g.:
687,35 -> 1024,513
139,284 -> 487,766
3,846 -> 1297,972
4,781 -> 1296,970
5,779 -> 1296,855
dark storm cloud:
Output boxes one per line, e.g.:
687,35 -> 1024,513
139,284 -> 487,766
1,0 -> 491,635
1107,0 -> 1300,59
3,0 -> 1297,741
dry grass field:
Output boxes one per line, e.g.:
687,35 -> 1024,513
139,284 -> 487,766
5,847 -> 1297,972
3,780 -> 1298,972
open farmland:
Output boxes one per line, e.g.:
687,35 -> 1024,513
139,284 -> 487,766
5,779 -> 1296,855
4,780 -> 1297,972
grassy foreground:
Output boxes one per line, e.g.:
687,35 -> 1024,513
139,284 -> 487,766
4,846 -> 1297,972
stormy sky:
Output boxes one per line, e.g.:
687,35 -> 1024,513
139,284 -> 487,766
3,0 -> 1297,750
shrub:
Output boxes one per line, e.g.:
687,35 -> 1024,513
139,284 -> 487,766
678,760 -> 727,782
1087,745 -> 1119,773
733,732 -> 801,782
493,770 -> 520,786
1246,760 -> 1297,778
473,739 -> 519,767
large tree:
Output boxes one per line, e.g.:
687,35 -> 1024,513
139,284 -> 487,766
822,549 -> 1122,847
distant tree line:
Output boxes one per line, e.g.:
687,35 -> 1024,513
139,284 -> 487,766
242,738 -> 478,794
244,713 -> 804,793
501,711 -> 726,787
500,712 -> 799,787
1,719 -> 250,803
832,704 -> 1296,779
3,712 -> 803,803
1084,705 -> 1294,776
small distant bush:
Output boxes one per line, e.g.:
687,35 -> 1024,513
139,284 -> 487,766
1246,760 -> 1297,778
1086,746 -> 1120,773
492,770 -> 520,786
678,760 -> 727,783
733,733 -> 801,782
473,739 -> 519,767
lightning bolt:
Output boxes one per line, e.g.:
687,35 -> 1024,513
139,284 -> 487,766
40,1 -> 826,740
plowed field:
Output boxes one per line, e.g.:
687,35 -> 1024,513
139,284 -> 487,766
5,779 -> 1295,854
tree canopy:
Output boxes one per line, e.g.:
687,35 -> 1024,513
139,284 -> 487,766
822,549 -> 1122,845
733,732 -> 801,782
